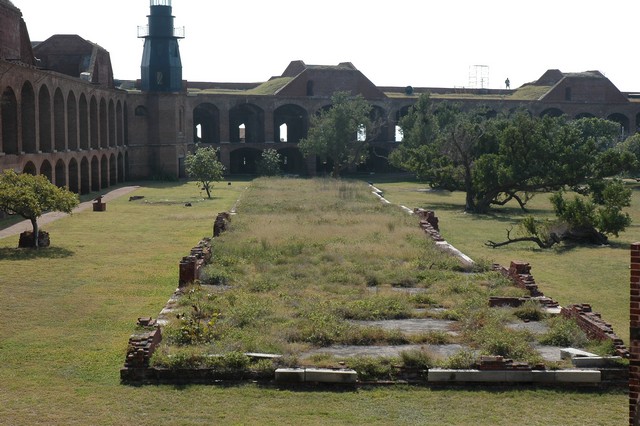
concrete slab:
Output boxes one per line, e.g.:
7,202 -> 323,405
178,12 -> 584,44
275,368 -> 305,383
302,344 -> 470,360
560,348 -> 599,360
350,318 -> 457,335
572,356 -> 622,368
304,368 -> 358,384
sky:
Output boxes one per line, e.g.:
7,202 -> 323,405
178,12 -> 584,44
14,0 -> 640,91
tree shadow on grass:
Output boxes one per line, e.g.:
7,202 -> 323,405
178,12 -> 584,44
0,246 -> 75,261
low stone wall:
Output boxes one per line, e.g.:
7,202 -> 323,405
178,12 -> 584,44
122,212 -> 231,384
414,208 -> 444,241
120,317 -> 162,382
561,304 -> 628,358
493,261 -> 545,298
178,238 -> 212,287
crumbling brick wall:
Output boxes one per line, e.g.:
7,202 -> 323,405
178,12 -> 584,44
561,304 -> 628,357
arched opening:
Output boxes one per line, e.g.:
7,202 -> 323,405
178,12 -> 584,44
1,87 -> 18,154
123,103 -> 129,146
54,88 -> 65,152
67,91 -> 78,150
38,85 -> 52,153
540,108 -> 564,118
40,160 -> 53,183
101,154 -> 109,189
357,147 -> 397,174
109,153 -> 117,185
21,82 -> 37,153
116,101 -> 123,146
230,147 -> 261,173
274,104 -> 308,144
91,156 -> 100,192
395,106 -> 411,142
79,94 -> 89,150
368,105 -> 389,142
55,159 -> 66,188
134,105 -> 148,116
80,157 -> 90,194
69,158 -> 79,193
117,152 -> 124,182
608,113 -> 630,139
193,103 -> 220,144
277,147 -> 306,175
100,98 -> 108,148
229,103 -> 264,143
279,124 -> 288,142
23,161 -> 37,175
90,96 -> 99,149
108,99 -> 116,147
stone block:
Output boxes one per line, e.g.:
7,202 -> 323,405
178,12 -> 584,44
275,368 -> 305,383
554,369 -> 601,383
571,356 -> 622,368
560,348 -> 599,360
304,368 -> 357,384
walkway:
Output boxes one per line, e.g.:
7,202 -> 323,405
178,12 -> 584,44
0,186 -> 140,239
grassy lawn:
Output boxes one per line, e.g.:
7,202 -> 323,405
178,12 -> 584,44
0,177 -> 628,425
375,179 -> 639,344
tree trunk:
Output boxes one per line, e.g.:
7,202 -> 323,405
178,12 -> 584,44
31,217 -> 39,248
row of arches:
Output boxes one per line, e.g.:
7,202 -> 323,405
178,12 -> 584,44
1,81 -> 129,156
192,100 -> 640,146
21,151 -> 129,195
192,102 -> 401,145
539,108 -> 639,137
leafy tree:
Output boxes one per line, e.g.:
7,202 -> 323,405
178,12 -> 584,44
185,146 -> 225,198
0,170 -> 79,248
392,93 -> 634,213
487,179 -> 632,248
618,133 -> 640,176
299,91 -> 372,177
256,148 -> 282,176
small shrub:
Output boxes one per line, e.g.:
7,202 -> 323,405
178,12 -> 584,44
337,297 -> 411,320
247,278 -> 279,292
539,317 -> 588,347
442,350 -> 477,369
400,348 -> 435,369
347,356 -> 396,381
410,330 -> 451,345
409,293 -> 437,307
514,300 -> 546,322
151,346 -> 207,369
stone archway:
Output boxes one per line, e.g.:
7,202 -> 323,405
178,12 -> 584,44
55,159 -> 66,188
1,87 -> 18,155
229,103 -> 264,143
193,102 -> 220,144
274,104 -> 308,144
80,157 -> 90,194
230,147 -> 261,174
69,158 -> 79,193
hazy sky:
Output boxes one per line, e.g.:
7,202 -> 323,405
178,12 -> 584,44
15,1 -> 640,91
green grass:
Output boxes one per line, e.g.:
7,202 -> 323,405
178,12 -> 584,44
0,177 -> 628,425
376,180 -> 639,343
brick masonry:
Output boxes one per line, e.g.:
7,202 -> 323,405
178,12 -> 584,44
122,212 -> 230,383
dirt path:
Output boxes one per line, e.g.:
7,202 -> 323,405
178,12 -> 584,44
0,186 -> 140,240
